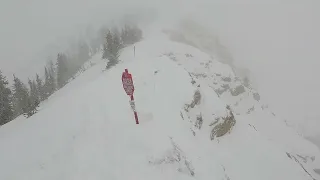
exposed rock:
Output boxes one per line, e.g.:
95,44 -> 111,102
297,154 -> 316,163
190,90 -> 201,108
221,76 -> 232,82
185,53 -> 193,57
230,85 -> 245,96
184,90 -> 202,111
163,52 -> 177,61
192,73 -> 207,78
180,111 -> 184,120
286,152 -> 292,159
210,106 -> 236,140
253,92 -> 260,101
222,166 -> 231,180
247,106 -> 255,114
221,84 -> 230,89
243,77 -> 250,87
314,169 -> 320,175
214,84 -> 230,96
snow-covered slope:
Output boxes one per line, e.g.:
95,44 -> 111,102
1,28 -> 320,180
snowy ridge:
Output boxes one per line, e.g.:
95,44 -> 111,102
0,28 -> 320,180
128,31 -> 320,179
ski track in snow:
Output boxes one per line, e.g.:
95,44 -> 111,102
0,29 -> 320,180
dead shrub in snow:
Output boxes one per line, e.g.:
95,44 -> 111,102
195,114 -> 203,129
210,105 -> 236,140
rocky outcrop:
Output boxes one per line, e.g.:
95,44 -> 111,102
230,85 -> 246,96
210,106 -> 236,140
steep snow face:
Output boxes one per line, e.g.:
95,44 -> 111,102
0,29 -> 320,180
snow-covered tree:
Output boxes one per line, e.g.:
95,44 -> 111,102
36,73 -> 45,101
43,67 -> 50,99
12,75 -> 29,117
25,79 -> 39,117
43,61 -> 57,97
112,27 -> 124,49
102,43 -> 108,60
102,31 -> 112,60
121,24 -> 143,45
56,53 -> 69,89
48,60 -> 57,93
0,71 -> 14,125
103,30 -> 122,69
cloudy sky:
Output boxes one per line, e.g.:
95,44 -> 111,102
0,0 -> 319,136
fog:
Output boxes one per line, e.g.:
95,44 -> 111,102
192,1 -> 320,136
0,0 -> 319,136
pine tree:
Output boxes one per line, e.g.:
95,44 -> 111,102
56,53 -> 69,89
25,79 -> 39,117
43,61 -> 56,97
113,30 -> 122,52
112,27 -> 124,49
12,75 -> 29,117
0,71 -> 14,125
121,25 -> 130,45
102,31 -> 113,60
109,32 -> 121,65
36,73 -> 45,101
48,60 -> 56,93
43,67 -> 50,99
121,24 -> 142,45
28,79 -> 39,105
102,43 -> 108,60
104,30 -> 121,69
32,80 -> 39,103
